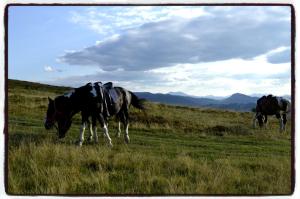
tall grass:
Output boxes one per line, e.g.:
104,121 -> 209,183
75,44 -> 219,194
7,79 -> 292,195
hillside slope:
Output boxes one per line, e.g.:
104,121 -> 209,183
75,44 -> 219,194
135,92 -> 258,111
7,79 -> 292,195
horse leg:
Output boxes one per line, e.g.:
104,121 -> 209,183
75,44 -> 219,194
77,122 -> 86,147
276,113 -> 284,132
282,113 -> 287,132
92,116 -> 98,143
116,121 -> 121,137
264,115 -> 268,129
124,122 -> 130,144
123,110 -> 130,144
115,113 -> 122,137
87,119 -> 94,142
97,114 -> 113,147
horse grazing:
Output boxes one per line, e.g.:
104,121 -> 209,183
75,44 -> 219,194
253,94 -> 291,132
44,82 -> 145,146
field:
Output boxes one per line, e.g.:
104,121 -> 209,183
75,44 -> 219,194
7,79 -> 293,195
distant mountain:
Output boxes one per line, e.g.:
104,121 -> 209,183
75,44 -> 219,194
135,92 -> 217,107
203,95 -> 227,100
135,92 -> 257,112
222,93 -> 258,104
168,92 -> 226,100
167,91 -> 191,97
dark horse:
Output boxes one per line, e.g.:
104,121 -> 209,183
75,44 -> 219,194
253,94 -> 291,132
44,82 -> 145,146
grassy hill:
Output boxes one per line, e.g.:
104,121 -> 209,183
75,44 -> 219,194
7,79 -> 293,195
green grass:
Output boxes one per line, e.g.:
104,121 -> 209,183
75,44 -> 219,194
7,79 -> 292,195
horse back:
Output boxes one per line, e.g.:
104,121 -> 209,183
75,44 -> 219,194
256,95 -> 287,115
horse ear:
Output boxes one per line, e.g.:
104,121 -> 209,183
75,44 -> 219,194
48,97 -> 53,103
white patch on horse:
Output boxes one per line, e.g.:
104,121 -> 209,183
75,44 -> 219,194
88,123 -> 93,142
116,122 -> 121,137
64,90 -> 74,98
109,88 -> 118,103
78,123 -> 86,146
90,86 -> 97,97
279,117 -> 284,132
103,124 -> 113,147
95,82 -> 102,87
124,123 -> 130,143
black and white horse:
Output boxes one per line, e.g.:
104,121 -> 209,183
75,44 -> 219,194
44,82 -> 145,146
253,95 -> 291,132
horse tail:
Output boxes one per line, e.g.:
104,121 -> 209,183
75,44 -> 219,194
129,91 -> 145,110
284,100 -> 291,113
128,91 -> 151,127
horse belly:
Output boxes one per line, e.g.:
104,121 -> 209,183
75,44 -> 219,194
263,110 -> 278,115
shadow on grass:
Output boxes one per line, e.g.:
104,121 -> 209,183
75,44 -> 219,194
204,125 -> 253,136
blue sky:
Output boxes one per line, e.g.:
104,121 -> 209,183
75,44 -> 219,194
8,6 -> 291,96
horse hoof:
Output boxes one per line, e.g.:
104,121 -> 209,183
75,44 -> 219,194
116,133 -> 121,138
109,142 -> 113,148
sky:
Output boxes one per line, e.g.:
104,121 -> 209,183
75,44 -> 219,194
8,5 -> 292,96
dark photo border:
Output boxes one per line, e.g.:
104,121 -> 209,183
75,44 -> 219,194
4,3 -> 296,197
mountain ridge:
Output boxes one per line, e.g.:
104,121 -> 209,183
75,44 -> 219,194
135,92 -> 259,111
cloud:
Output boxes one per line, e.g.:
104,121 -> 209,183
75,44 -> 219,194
61,6 -> 290,71
69,6 -> 209,36
267,47 -> 291,64
44,66 -> 54,72
44,66 -> 62,72
45,69 -> 164,88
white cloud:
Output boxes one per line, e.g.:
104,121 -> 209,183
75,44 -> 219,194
44,66 -> 62,73
62,6 -> 290,71
44,66 -> 54,72
148,56 -> 290,95
69,6 -> 209,36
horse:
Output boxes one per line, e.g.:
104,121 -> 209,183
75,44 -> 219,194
253,94 -> 291,132
44,82 -> 145,147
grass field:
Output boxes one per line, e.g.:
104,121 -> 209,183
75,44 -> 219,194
7,79 -> 293,195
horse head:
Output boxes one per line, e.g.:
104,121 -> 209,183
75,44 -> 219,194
45,97 -> 56,130
45,96 -> 73,138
